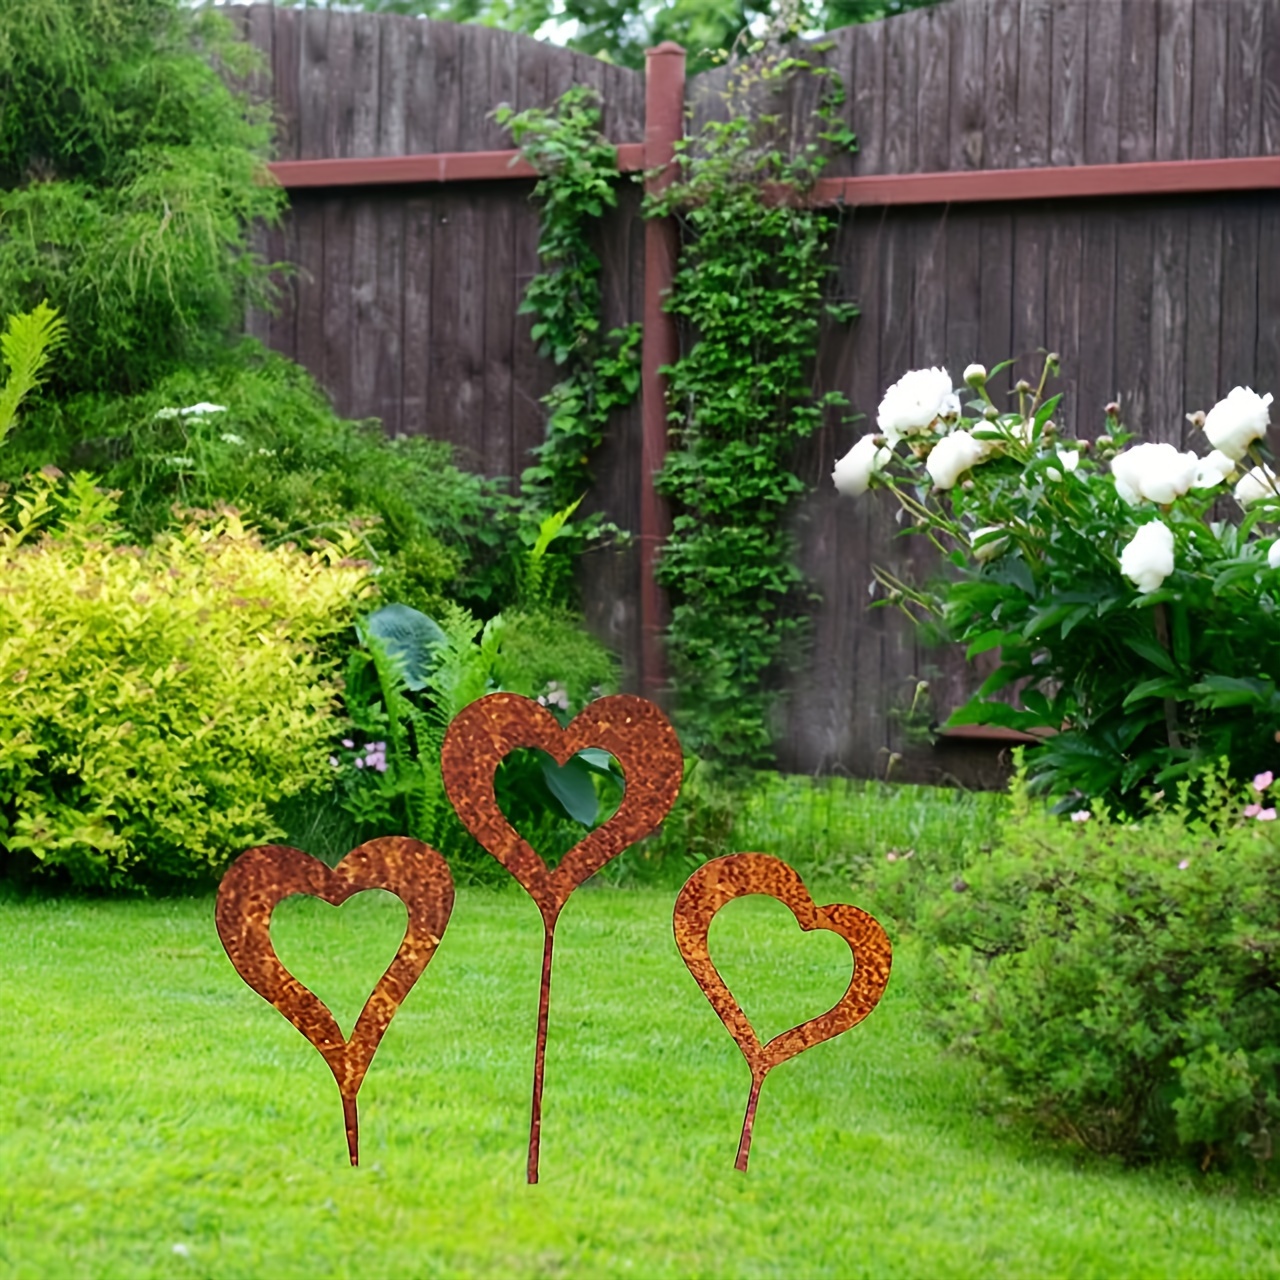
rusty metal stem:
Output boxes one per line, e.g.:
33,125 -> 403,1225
528,920 -> 556,1184
735,1070 -> 765,1172
343,1093 -> 359,1167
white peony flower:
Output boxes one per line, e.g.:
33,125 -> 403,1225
1120,521 -> 1175,594
963,363 -> 987,387
832,434 -> 890,497
926,430 -> 987,490
1234,464 -> 1279,509
1046,448 -> 1080,481
970,526 -> 1009,562
1268,541 -> 1280,570
940,392 -> 962,420
877,367 -> 954,443
1110,442 -> 1198,505
1202,386 -> 1273,461
1192,449 -> 1236,489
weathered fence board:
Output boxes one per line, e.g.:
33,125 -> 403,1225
226,0 -> 1280,782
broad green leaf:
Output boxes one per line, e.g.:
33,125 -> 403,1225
965,629 -> 1006,659
540,754 -> 599,826
1122,677 -> 1183,707
1122,636 -> 1177,675
362,604 -> 447,692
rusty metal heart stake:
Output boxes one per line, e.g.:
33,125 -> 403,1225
215,836 -> 454,1166
441,692 -> 683,1182
673,853 -> 892,1171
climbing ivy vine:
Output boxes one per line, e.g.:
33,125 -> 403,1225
644,53 -> 856,765
495,87 -> 642,528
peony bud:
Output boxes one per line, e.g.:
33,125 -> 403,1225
1015,379 -> 1032,394
963,363 -> 988,388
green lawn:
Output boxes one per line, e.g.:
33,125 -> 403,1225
2,884 -> 1277,1278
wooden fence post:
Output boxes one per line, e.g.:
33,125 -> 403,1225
639,41 -> 685,701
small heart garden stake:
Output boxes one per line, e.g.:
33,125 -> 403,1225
673,854 -> 892,1171
442,693 -> 682,1181
215,837 -> 454,1166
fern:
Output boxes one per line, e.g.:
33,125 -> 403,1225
518,497 -> 582,611
0,303 -> 67,444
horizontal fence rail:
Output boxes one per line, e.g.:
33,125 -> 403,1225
270,153 -> 1280,204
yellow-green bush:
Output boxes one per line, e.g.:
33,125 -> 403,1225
0,471 -> 371,888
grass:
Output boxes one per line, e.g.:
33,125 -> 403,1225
3,882 -> 1278,1278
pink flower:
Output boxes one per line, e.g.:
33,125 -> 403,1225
1070,810 -> 1091,823
1253,771 -> 1274,792
1244,804 -> 1262,817
1178,859 -> 1190,870
1258,808 -> 1277,822
885,851 -> 898,862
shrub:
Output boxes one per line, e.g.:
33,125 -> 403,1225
0,471 -> 370,889
915,765 -> 1280,1172
836,357 -> 1280,811
0,0 -> 282,395
3,344 -> 513,615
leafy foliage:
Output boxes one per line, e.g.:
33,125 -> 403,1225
334,511 -> 620,880
0,0 -> 283,395
644,53 -> 853,764
0,471 -> 370,889
495,85 -> 640,591
0,303 -> 66,444
864,358 -> 1280,811
915,766 -> 1280,1173
3,344 -> 513,616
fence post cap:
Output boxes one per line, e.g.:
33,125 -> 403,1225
645,41 -> 685,57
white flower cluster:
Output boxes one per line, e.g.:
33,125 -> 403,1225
832,369 -> 1280,598
153,402 -> 227,421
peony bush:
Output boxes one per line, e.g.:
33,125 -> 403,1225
834,356 -> 1280,810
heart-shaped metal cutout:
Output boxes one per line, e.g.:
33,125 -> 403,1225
215,836 -> 454,1165
673,853 -> 892,1170
441,692 -> 682,1182
442,693 -> 682,923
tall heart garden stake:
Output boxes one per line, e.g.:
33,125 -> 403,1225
673,854 -> 892,1171
215,836 -> 454,1166
441,693 -> 683,1182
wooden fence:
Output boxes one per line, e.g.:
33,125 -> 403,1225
227,0 -> 1280,784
